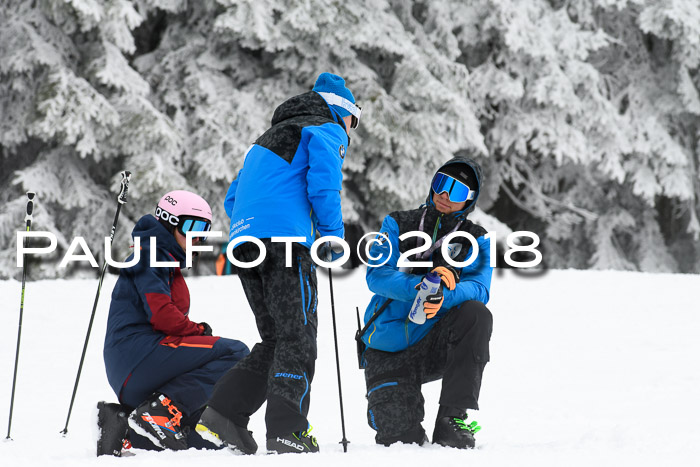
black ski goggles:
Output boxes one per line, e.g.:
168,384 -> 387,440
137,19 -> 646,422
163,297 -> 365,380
350,104 -> 362,129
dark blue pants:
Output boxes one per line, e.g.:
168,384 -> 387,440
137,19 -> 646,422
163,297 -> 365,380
119,336 -> 249,416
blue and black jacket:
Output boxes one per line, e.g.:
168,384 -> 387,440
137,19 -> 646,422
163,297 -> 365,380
362,157 -> 493,352
225,91 -> 348,247
103,215 -> 211,398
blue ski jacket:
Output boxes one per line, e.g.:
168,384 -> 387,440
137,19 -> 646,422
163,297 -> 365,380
362,157 -> 493,352
103,215 -> 209,397
224,91 -> 348,247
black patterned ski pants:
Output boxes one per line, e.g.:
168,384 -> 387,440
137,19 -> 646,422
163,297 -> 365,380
207,240 -> 318,438
363,300 -> 492,445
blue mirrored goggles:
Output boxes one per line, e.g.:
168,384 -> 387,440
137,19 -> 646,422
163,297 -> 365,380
178,216 -> 212,242
431,172 -> 475,203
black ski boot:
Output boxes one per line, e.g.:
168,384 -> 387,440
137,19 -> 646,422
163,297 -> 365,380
195,406 -> 258,454
432,411 -> 480,449
96,401 -> 129,457
377,425 -> 428,447
128,393 -> 188,451
267,425 -> 319,454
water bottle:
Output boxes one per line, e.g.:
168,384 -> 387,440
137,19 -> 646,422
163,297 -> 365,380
408,272 -> 441,325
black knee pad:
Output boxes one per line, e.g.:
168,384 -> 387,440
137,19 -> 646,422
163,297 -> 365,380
453,301 -> 492,329
472,301 -> 493,331
468,302 -> 493,363
445,301 -> 492,364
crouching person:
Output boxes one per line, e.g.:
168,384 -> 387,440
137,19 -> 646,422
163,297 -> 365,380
359,156 -> 493,449
97,190 -> 249,456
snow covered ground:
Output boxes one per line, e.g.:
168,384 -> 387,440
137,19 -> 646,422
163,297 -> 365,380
1,267 -> 698,466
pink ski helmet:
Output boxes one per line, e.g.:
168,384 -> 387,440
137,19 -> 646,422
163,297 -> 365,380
155,190 -> 212,240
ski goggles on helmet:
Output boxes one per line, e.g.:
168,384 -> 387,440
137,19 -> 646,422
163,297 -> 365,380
177,216 -> 212,242
431,172 -> 475,203
316,92 -> 362,129
350,105 -> 362,129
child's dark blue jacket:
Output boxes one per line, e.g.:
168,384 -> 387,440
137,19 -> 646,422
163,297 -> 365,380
103,215 -> 208,397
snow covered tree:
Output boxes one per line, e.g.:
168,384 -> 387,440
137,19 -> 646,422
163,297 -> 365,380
464,0 -> 700,272
1,0 -> 150,278
1,0 -> 698,278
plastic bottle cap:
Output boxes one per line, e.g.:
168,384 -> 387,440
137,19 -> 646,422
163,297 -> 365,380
425,272 -> 441,283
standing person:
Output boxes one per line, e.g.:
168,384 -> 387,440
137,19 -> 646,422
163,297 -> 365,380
358,156 -> 493,449
196,72 -> 360,455
98,190 -> 250,456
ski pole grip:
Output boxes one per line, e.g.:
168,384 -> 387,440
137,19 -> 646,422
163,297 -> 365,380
25,192 -> 35,222
118,171 -> 131,205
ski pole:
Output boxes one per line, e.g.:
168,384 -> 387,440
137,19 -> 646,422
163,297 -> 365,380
328,268 -> 349,452
6,192 -> 35,440
61,171 -> 131,435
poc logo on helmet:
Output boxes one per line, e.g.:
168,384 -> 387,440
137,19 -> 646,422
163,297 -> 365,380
155,206 -> 179,226
164,195 -> 178,205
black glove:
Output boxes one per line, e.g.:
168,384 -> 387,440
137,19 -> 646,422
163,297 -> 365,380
318,241 -> 345,262
198,322 -> 213,336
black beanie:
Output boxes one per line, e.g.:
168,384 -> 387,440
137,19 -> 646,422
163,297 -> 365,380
439,163 -> 478,191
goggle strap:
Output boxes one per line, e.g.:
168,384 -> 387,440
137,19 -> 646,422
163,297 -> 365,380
317,92 -> 362,119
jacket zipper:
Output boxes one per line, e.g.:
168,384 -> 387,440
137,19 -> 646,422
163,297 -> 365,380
298,257 -> 307,325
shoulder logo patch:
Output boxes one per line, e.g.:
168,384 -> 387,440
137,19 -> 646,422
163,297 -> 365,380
446,242 -> 462,259
339,144 -> 346,159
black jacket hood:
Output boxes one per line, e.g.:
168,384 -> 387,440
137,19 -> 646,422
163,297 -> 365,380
271,91 -> 338,126
270,90 -> 349,139
425,156 -> 483,219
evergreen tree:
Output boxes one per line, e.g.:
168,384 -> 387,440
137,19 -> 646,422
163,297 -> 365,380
1,0 -> 698,278
465,0 -> 699,272
1,0 -> 150,278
